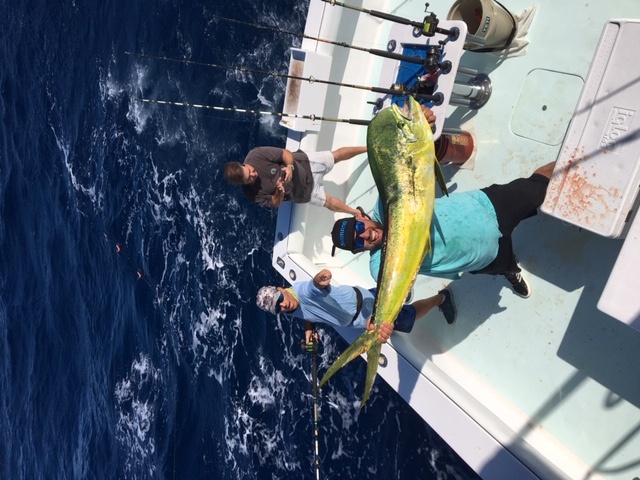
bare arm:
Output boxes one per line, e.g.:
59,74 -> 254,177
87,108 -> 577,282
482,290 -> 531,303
323,194 -> 360,216
281,149 -> 295,182
282,149 -> 295,167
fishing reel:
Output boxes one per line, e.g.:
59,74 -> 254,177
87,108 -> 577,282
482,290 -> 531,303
423,45 -> 452,75
414,3 -> 460,42
300,339 -> 319,354
414,44 -> 452,96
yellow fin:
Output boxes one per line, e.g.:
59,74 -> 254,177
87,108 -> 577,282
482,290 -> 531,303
319,329 -> 376,388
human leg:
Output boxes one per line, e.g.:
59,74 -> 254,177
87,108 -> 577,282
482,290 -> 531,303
534,161 -> 555,179
331,146 -> 367,163
481,173 -> 549,236
472,240 -> 532,297
479,171 -> 549,297
394,289 -> 456,331
304,152 -> 358,215
411,293 -> 445,319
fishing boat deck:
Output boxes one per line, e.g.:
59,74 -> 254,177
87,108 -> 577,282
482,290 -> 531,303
273,1 -> 640,478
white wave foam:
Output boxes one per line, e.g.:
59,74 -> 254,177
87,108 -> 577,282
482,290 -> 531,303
222,353 -> 302,473
247,357 -> 288,408
114,353 -> 163,477
49,121 -> 99,205
192,306 -> 225,358
99,69 -> 126,101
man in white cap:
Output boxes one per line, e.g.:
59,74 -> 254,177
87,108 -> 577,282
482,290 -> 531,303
256,268 -> 456,345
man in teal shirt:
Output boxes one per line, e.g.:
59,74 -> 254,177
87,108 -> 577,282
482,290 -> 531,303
331,162 -> 555,298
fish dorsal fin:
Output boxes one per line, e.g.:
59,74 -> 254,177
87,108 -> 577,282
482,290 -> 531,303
435,157 -> 449,196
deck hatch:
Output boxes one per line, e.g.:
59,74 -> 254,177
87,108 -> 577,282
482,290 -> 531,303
510,68 -> 583,146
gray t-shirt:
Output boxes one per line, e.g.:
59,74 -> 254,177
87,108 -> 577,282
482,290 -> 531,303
242,147 -> 313,207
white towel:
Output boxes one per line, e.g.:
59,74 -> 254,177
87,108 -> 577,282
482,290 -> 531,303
490,4 -> 538,58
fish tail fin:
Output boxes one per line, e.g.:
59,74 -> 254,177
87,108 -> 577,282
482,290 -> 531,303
319,329 -> 376,388
358,340 -> 382,409
434,157 -> 449,196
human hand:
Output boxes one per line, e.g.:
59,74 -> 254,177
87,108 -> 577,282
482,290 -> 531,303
302,328 -> 319,353
354,206 -> 370,221
301,335 -> 319,354
366,319 -> 394,343
313,268 -> 332,289
271,180 -> 286,206
420,105 -> 437,126
281,165 -> 293,183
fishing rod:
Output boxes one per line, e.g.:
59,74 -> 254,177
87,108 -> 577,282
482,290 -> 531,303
211,13 -> 435,67
134,97 -> 372,126
126,51 -> 443,105
322,0 -> 460,40
302,325 -> 321,480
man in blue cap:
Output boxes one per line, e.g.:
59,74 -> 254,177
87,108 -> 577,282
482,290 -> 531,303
331,162 -> 556,298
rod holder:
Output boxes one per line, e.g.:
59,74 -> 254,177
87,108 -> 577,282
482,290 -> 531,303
450,73 -> 492,109
464,33 -> 488,48
456,66 -> 479,78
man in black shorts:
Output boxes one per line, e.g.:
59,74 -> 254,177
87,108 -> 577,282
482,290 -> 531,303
331,162 -> 555,298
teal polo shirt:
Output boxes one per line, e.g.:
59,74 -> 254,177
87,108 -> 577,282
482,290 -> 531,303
369,191 -> 501,280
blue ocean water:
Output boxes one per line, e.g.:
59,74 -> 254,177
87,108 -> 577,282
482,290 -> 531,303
0,0 -> 480,478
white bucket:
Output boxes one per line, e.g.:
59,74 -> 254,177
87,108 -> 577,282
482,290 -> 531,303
447,0 -> 516,50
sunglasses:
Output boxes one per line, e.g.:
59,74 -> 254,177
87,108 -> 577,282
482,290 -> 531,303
274,293 -> 285,313
354,220 -> 366,250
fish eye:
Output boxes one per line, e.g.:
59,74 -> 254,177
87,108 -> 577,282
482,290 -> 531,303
397,121 -> 405,128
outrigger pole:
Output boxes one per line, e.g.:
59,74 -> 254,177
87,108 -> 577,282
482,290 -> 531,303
134,97 -> 372,126
211,14 -> 434,67
126,51 -> 443,105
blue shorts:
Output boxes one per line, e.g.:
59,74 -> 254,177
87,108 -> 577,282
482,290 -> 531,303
368,288 -> 416,333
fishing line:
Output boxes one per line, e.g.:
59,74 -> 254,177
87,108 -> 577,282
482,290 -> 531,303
210,13 -> 431,66
134,97 -> 372,126
126,51 -> 442,104
305,325 -> 322,480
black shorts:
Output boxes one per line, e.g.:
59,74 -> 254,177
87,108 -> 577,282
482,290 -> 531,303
471,173 -> 549,275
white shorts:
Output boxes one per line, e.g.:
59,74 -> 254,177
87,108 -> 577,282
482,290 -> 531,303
305,150 -> 335,207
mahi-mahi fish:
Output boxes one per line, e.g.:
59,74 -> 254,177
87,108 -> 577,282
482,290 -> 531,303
319,96 -> 448,407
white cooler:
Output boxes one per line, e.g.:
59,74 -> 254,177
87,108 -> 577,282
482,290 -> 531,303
541,19 -> 640,329
542,19 -> 640,239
